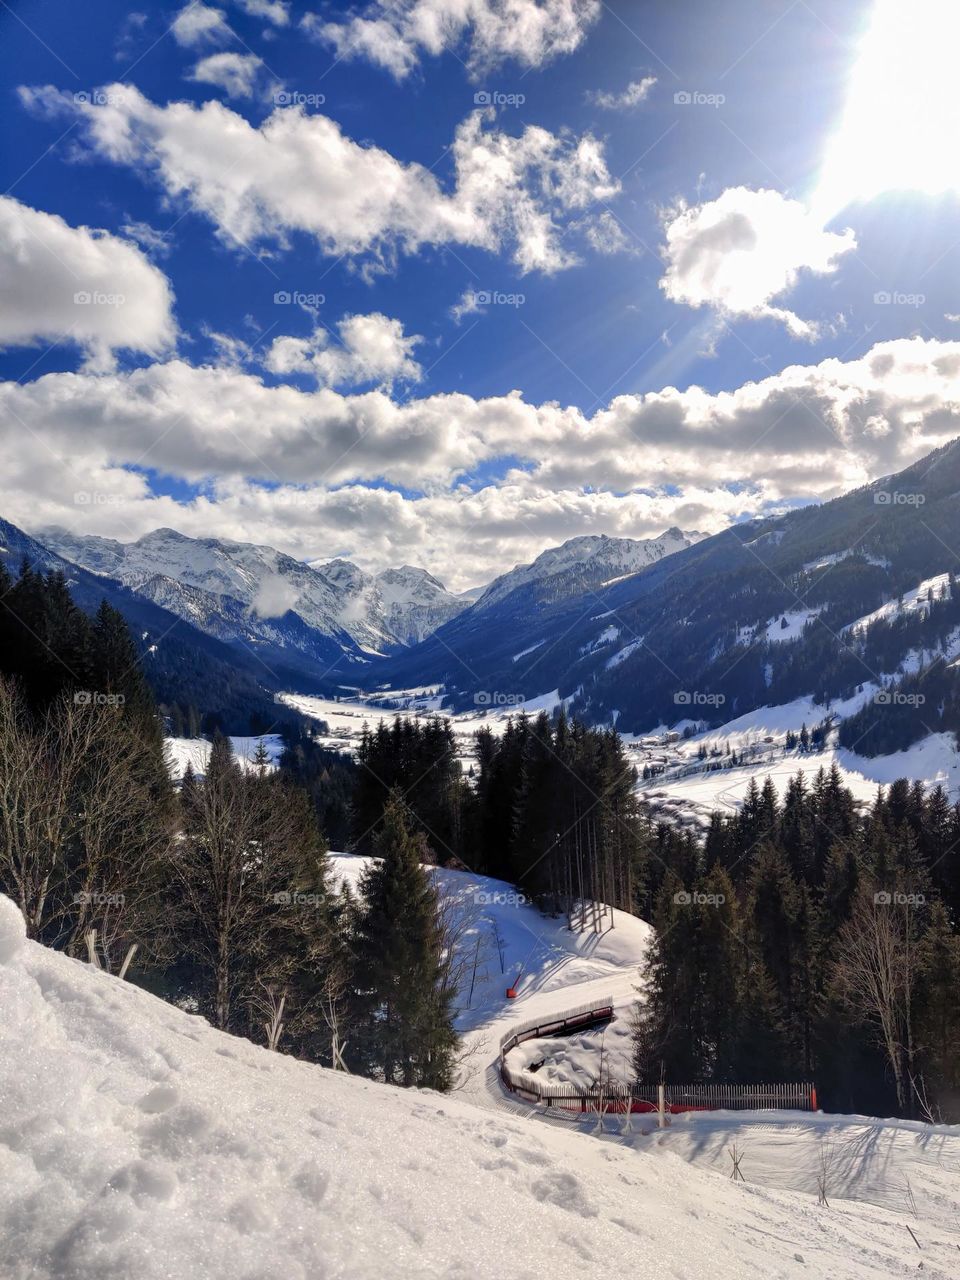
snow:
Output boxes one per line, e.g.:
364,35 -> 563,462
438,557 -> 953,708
633,694 -> 960,827
4,881 -> 960,1278
163,734 -> 284,781
0,893 -> 26,964
512,639 -> 545,661
847,572 -> 952,635
279,688 -> 574,761
579,624 -> 620,655
763,608 -> 819,643
473,529 -> 698,611
606,637 -> 643,669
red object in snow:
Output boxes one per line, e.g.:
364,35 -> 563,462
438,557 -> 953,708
505,987 -> 517,999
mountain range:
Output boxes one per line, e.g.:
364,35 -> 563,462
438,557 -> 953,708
13,438 -> 960,758
366,439 -> 960,755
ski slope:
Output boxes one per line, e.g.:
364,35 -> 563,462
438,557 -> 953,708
4,891 -> 959,1280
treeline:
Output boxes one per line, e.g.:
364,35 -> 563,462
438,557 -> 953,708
0,567 -> 457,1092
636,767 -> 960,1119
352,710 -> 647,921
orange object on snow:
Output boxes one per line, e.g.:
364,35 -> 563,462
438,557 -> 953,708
505,988 -> 517,999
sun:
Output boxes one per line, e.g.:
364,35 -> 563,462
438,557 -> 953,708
813,0 -> 960,220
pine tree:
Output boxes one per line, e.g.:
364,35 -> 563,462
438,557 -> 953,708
351,792 -> 458,1089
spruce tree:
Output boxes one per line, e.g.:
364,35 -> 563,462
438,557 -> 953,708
351,791 -> 458,1089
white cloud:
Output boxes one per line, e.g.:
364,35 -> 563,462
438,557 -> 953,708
0,196 -> 176,371
659,187 -> 856,338
582,210 -> 635,256
587,77 -> 656,110
251,573 -> 300,617
171,3 -> 232,47
264,313 -> 423,389
189,51 -> 263,97
304,0 -> 601,81
22,86 -> 618,275
3,337 -> 960,585
233,0 -> 288,25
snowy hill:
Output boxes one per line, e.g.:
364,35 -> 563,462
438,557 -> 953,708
3,887 -> 958,1279
37,526 -> 467,660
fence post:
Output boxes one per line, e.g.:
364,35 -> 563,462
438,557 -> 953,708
658,1082 -> 667,1128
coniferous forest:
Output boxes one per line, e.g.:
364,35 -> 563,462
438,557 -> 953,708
4,565 -> 960,1120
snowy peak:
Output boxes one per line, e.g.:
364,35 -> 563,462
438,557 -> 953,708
35,526 -> 467,657
474,529 -> 702,610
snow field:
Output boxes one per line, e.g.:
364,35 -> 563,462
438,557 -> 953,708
2,893 -> 956,1279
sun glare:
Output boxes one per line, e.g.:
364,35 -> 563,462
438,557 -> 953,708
813,0 -> 960,220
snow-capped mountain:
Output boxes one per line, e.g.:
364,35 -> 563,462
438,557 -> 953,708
472,528 -> 705,611
37,527 -> 467,659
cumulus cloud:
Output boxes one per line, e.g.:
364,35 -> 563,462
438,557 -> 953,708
587,77 -> 656,110
171,3 -> 232,47
3,337 -> 960,585
659,187 -> 856,338
304,0 -> 601,80
189,52 -> 263,97
233,0 -> 288,24
22,86 -> 618,274
264,313 -> 423,389
0,196 -> 176,371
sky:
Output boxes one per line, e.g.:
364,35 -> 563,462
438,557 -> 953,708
3,0 -> 960,591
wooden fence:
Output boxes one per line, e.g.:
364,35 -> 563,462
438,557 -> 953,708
498,1000 -> 816,1114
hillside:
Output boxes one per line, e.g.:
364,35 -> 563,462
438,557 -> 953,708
368,438 -> 960,753
3,890 -> 958,1279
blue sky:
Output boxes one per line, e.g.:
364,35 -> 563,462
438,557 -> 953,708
2,0 -> 960,589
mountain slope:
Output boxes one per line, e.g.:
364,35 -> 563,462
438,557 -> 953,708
472,528 -> 703,611
369,439 -> 960,747
40,527 -> 466,661
0,516 -> 313,733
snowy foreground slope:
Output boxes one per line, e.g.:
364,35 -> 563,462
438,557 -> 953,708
3,894 -> 957,1280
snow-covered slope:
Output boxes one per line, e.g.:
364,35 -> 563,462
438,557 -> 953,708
632,693 -> 960,829
473,528 -> 703,611
38,527 -> 467,656
3,889 -> 957,1279
164,735 -> 284,781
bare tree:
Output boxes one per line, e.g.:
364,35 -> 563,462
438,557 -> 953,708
0,678 -> 174,971
832,888 -> 919,1113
